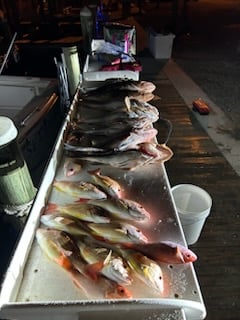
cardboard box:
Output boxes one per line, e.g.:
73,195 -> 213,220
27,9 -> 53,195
149,30 -> 175,59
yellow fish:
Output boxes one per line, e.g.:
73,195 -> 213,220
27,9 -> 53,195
53,180 -> 107,200
119,249 -> 164,294
88,168 -> 123,198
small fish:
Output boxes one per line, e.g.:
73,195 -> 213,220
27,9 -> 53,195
87,222 -> 148,244
53,180 -> 107,200
126,241 -> 197,264
88,198 -> 150,222
88,168 -> 123,198
119,249 -> 164,293
36,228 -> 74,270
78,241 -> 132,285
45,202 -> 110,223
36,228 -> 103,297
40,214 -> 89,236
63,159 -> 82,177
36,228 -> 88,277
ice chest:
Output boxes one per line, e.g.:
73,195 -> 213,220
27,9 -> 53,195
82,39 -> 140,84
149,30 -> 175,59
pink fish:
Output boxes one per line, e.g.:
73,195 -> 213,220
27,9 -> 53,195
125,241 -> 197,264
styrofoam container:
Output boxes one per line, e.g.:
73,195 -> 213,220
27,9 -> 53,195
171,184 -> 212,245
148,30 -> 175,59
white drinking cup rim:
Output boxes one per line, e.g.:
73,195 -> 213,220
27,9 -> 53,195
171,184 -> 212,220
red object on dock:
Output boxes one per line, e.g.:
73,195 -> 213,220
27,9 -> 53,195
192,98 -> 210,115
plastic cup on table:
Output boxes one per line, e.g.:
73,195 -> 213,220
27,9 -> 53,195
171,184 -> 212,245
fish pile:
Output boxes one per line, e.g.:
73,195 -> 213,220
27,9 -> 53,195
37,168 -> 197,299
64,80 -> 173,170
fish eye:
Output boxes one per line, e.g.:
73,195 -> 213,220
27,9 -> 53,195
118,287 -> 125,294
159,276 -> 162,280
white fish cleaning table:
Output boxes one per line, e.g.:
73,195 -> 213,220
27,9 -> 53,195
0,86 -> 206,320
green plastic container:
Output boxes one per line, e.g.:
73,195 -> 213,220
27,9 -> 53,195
0,116 -> 36,206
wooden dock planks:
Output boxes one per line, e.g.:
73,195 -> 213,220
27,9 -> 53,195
153,72 -> 240,320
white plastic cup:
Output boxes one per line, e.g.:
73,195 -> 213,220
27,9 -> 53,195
171,184 -> 212,245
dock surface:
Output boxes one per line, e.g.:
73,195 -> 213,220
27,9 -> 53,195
147,66 -> 240,320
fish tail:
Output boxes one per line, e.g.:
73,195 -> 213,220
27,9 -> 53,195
69,269 -> 90,297
176,246 -> 185,263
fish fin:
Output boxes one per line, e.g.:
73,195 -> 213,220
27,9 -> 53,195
103,250 -> 112,265
176,246 -> 185,263
124,96 -> 131,112
45,202 -> 58,213
69,269 -> 90,297
85,261 -> 104,281
56,254 -> 72,270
